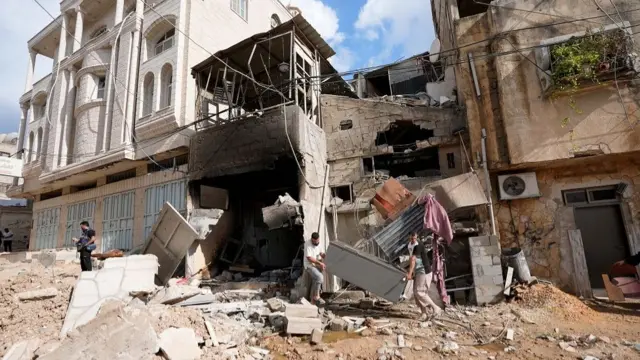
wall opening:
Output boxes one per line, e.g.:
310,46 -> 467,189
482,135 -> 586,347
106,168 -> 137,184
331,184 -> 353,202
199,158 -> 303,275
339,119 -> 353,130
375,121 -> 434,152
41,190 -> 63,201
457,0 -> 488,18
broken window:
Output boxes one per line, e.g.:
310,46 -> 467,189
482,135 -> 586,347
563,186 -> 618,205
447,153 -> 455,169
331,185 -> 353,202
372,147 -> 440,178
339,120 -> 353,130
457,0 -> 488,18
362,157 -> 374,176
375,121 -> 434,152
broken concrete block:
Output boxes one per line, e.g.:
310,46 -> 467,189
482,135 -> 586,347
267,297 -> 284,312
284,304 -> 319,318
286,317 -> 324,335
150,285 -> 200,305
300,297 -> 312,306
16,288 -> 58,301
2,339 -> 41,360
506,328 -> 515,341
397,334 -> 406,348
359,298 -> 375,309
268,312 -> 286,329
159,328 -> 202,360
204,320 -> 219,347
329,318 -> 348,331
310,328 -> 323,345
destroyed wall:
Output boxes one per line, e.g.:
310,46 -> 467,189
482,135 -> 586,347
494,157 -> 640,295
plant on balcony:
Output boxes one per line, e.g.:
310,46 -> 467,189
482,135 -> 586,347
550,28 -> 629,94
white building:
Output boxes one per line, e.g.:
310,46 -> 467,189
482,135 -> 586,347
11,0 -> 293,251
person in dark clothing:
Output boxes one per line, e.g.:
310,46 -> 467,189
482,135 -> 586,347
623,252 -> 640,266
1,228 -> 14,252
610,251 -> 640,278
72,221 -> 96,271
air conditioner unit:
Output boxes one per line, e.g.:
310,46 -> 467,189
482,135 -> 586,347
497,172 -> 541,200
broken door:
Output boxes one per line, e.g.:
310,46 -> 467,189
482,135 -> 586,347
142,202 -> 199,285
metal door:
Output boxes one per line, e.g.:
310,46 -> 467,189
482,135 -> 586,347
35,207 -> 60,250
64,200 -> 96,247
102,191 -> 135,251
574,205 -> 630,288
143,180 -> 187,239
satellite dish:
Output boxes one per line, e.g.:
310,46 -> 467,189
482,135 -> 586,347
429,38 -> 441,62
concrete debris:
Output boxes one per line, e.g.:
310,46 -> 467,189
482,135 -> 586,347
504,346 -> 516,353
582,357 -> 600,360
33,341 -> 61,358
581,334 -> 597,344
261,193 -> 303,230
397,334 -> 405,347
286,317 -> 324,335
151,285 -> 201,305
329,318 -> 348,331
266,297 -> 284,312
15,288 -> 59,302
159,328 -> 201,360
268,312 -> 286,330
248,347 -> 270,356
59,255 -> 159,338
436,341 -> 459,354
204,300 -> 267,314
310,328 -> 323,345
284,304 -> 319,318
204,319 -> 219,347
1,338 -> 40,360
506,328 -> 515,341
559,341 -> 577,353
443,331 -> 457,340
378,327 -> 393,336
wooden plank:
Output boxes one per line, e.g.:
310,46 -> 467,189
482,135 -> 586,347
568,230 -> 592,298
601,274 -> 625,302
503,267 -> 514,296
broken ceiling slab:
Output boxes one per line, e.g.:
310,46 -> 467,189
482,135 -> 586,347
421,172 -> 488,212
59,255 -> 159,338
262,193 -> 303,230
142,202 -> 199,285
325,241 -> 406,302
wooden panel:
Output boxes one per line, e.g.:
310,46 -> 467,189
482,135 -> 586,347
601,274 -> 625,302
568,229 -> 592,298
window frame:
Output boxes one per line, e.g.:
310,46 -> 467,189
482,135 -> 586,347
154,28 -> 175,56
96,76 -> 106,99
562,185 -> 620,207
231,0 -> 248,21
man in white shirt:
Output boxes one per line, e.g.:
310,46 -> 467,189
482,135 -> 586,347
304,232 -> 326,305
1,228 -> 14,252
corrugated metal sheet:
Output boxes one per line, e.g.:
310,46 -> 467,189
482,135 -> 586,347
370,204 -> 424,262
325,241 -> 406,302
102,191 -> 135,251
35,207 -> 60,250
144,180 -> 187,239
64,200 -> 95,247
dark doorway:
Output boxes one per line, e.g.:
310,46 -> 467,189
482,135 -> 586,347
574,205 -> 630,288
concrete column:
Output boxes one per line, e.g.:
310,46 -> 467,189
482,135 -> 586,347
57,14 -> 68,63
115,0 -> 125,24
13,105 -> 29,186
60,68 -> 77,166
24,50 -> 37,93
123,29 -> 141,145
52,69 -> 69,170
72,8 -> 84,54
102,41 -> 118,153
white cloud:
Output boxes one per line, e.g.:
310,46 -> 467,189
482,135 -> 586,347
0,0 -> 58,132
288,0 -> 346,47
329,47 -> 355,72
355,0 -> 434,65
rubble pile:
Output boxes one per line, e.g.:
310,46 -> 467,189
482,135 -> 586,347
512,283 -> 599,322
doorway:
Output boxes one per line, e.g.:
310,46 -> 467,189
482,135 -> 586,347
565,186 -> 630,289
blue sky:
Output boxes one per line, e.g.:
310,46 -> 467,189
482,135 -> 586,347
0,0 -> 435,134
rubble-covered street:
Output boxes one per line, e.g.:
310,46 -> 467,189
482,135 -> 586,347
1,255 -> 638,360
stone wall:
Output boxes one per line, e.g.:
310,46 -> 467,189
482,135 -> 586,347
493,156 -> 640,293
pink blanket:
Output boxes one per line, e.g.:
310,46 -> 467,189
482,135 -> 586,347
420,194 -> 453,305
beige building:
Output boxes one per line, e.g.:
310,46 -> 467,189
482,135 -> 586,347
0,134 -> 32,252
11,0 -> 293,251
432,0 -> 640,296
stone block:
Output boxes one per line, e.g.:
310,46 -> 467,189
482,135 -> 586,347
16,288 -> 59,301
286,317 -> 324,335
267,297 -> 284,312
472,255 -> 493,266
310,328 -> 323,345
469,236 -> 491,247
284,304 -> 319,318
329,318 -> 348,331
482,265 -> 503,277
159,328 -> 201,360
492,255 -> 501,266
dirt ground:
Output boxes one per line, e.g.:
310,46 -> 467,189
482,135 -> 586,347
1,258 -> 639,359
263,285 -> 640,360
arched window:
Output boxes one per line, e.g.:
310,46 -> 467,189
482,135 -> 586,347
160,64 -> 173,108
27,131 -> 34,163
154,29 -> 175,56
90,26 -> 108,40
142,72 -> 155,116
271,14 -> 281,28
36,127 -> 43,161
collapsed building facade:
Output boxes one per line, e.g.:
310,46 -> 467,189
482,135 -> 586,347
433,0 -> 640,297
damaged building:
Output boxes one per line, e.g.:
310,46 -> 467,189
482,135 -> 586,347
433,0 -> 640,298
186,15 -> 356,292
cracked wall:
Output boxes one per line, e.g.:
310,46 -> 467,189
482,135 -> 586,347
494,157 -> 640,293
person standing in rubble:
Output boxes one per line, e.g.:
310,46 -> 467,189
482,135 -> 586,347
407,232 -> 443,320
1,228 -> 14,252
72,221 -> 97,271
304,232 -> 326,305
